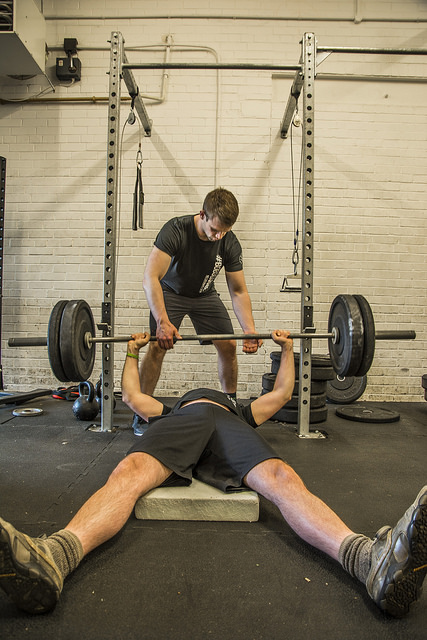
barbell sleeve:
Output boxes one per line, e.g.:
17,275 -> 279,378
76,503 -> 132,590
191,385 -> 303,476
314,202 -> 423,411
375,330 -> 416,340
8,337 -> 47,347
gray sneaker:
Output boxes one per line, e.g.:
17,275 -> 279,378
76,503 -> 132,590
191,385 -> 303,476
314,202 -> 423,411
0,517 -> 63,614
132,413 -> 148,436
366,486 -> 427,617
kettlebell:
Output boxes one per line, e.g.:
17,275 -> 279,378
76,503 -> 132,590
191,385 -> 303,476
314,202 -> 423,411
73,381 -> 99,421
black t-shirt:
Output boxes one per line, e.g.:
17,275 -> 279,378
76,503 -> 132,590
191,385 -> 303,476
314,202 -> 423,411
154,215 -> 243,297
157,387 -> 258,428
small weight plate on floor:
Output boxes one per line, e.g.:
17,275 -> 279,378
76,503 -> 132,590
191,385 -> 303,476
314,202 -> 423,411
12,407 -> 43,417
48,300 -> 69,382
60,300 -> 96,382
335,406 -> 400,423
326,374 -> 367,404
353,294 -> 375,377
422,374 -> 427,390
271,406 -> 328,424
328,294 -> 364,377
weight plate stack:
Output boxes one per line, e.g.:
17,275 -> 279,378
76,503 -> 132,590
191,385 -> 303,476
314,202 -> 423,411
326,374 -> 367,405
264,352 -> 330,424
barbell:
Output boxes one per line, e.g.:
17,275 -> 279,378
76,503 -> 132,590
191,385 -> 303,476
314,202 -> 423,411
7,294 -> 416,383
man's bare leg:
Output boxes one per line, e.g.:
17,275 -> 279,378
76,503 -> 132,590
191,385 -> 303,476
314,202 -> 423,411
138,341 -> 167,396
213,339 -> 237,394
244,458 -> 353,560
0,453 -> 172,613
66,453 -> 172,555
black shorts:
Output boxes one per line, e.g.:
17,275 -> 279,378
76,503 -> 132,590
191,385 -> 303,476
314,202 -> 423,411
127,403 -> 281,492
150,290 -> 234,344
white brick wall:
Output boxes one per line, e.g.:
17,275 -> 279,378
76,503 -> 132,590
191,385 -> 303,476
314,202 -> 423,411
0,0 -> 426,401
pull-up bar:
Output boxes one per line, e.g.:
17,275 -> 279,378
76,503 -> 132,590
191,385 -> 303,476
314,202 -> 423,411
122,62 -> 301,71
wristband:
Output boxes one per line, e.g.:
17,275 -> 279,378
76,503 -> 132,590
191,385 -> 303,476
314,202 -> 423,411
126,352 -> 139,359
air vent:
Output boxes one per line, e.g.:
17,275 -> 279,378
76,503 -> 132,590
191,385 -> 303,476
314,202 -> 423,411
0,1 -> 14,32
0,0 -> 46,76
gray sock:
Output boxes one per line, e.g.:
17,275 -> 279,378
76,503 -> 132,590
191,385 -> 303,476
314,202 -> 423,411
45,529 -> 84,581
339,533 -> 373,584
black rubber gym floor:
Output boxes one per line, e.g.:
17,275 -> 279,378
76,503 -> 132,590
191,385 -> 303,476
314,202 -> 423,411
0,394 -> 426,639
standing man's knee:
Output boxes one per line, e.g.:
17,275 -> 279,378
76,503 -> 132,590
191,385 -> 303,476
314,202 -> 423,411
214,338 -> 237,360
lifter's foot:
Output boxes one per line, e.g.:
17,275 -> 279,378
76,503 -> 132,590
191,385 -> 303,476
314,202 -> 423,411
0,517 -> 63,614
366,486 -> 427,617
132,413 -> 148,436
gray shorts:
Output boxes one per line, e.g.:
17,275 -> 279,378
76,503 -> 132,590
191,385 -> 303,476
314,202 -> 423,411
150,289 -> 234,344
127,403 -> 281,492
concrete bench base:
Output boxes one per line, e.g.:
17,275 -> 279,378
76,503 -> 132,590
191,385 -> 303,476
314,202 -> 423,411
134,478 -> 259,522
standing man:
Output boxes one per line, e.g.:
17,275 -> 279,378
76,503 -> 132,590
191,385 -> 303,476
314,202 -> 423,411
136,188 -> 262,432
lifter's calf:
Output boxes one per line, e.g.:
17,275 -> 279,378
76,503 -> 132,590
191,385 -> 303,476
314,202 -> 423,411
244,459 -> 353,560
214,338 -> 237,394
139,341 -> 167,395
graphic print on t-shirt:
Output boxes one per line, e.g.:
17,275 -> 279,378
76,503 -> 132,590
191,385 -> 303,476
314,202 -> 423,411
199,254 -> 223,293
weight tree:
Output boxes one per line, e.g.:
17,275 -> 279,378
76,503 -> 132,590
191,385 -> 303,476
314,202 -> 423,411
60,33 -> 427,433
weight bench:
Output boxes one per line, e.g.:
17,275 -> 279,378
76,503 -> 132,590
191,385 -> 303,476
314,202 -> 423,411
134,478 -> 259,522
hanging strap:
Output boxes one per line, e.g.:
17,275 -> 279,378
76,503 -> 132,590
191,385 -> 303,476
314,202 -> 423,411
132,145 -> 144,230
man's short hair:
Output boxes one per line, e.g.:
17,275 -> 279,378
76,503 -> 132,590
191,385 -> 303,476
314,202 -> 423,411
202,188 -> 239,227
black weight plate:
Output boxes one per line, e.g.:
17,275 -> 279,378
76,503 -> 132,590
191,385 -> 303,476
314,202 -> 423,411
422,374 -> 427,390
270,352 -> 332,367
328,294 -> 364,377
271,354 -> 335,380
294,353 -> 332,367
293,378 -> 327,395
285,392 -> 327,410
59,300 -> 96,382
271,406 -> 328,424
353,294 -> 375,377
262,372 -> 276,392
326,374 -> 367,404
47,300 -> 69,382
261,381 -> 327,397
335,406 -> 400,423
299,365 -> 335,381
262,373 -> 327,395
